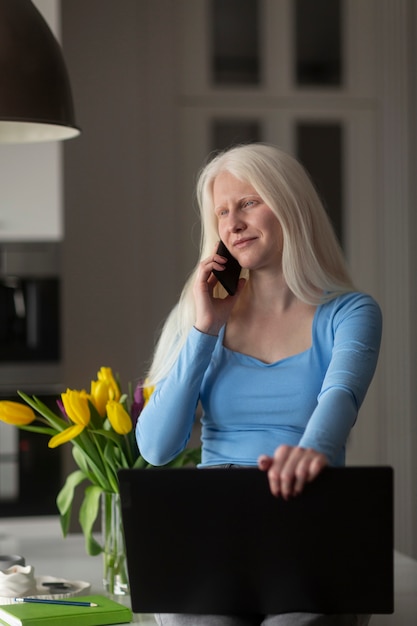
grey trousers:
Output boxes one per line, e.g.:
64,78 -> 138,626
154,613 -> 371,625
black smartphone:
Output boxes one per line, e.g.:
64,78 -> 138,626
212,240 -> 241,296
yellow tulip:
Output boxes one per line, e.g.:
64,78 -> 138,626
90,379 -> 109,417
97,367 -> 121,401
0,401 -> 36,426
50,390 -> 91,449
106,400 -> 132,435
142,381 -> 155,406
48,424 -> 84,448
61,389 -> 91,426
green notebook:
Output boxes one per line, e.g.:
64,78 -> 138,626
0,595 -> 132,626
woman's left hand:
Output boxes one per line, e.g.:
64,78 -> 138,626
258,445 -> 328,499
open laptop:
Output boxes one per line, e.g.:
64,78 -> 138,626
119,466 -> 394,615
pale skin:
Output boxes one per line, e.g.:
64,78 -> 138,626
193,171 -> 327,499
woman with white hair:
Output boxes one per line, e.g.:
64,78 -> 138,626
136,143 -> 382,626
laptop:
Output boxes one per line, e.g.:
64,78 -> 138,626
119,466 -> 394,615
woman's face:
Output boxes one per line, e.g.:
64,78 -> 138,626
213,171 -> 283,272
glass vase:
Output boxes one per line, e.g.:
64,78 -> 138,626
102,492 -> 129,596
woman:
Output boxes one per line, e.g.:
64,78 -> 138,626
136,144 -> 382,626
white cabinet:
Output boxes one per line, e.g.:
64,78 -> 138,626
0,0 -> 63,241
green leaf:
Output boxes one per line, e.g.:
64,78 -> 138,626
79,485 -> 104,556
101,441 -> 120,491
11,424 -> 57,436
75,430 -> 110,490
87,399 -> 104,430
164,447 -> 202,468
103,437 -> 129,470
186,447 -> 202,465
17,392 -> 68,430
56,470 -> 86,537
132,455 -> 153,469
72,447 -> 97,484
103,439 -> 117,466
94,427 -> 123,446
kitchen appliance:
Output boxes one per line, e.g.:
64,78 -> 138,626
0,242 -> 63,516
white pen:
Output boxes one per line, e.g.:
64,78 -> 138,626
14,598 -> 98,607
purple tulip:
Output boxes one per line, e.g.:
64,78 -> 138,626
130,380 -> 145,427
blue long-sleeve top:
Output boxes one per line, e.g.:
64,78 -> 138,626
136,292 -> 382,467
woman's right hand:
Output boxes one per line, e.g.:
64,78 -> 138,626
258,445 -> 328,499
193,247 -> 245,336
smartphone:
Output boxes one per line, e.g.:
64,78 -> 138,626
212,240 -> 242,296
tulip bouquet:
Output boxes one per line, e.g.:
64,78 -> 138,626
0,367 -> 201,559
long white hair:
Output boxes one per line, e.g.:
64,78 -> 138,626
147,143 -> 354,385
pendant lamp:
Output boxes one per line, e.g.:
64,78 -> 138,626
0,0 -> 80,143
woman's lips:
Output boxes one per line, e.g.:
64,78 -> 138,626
233,237 -> 256,249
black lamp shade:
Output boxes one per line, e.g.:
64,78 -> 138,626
0,0 -> 80,142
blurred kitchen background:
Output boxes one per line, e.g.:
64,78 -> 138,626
0,0 -> 416,560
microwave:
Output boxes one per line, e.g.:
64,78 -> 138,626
0,242 -> 63,516
0,242 -> 60,364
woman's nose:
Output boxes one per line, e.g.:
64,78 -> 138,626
228,211 -> 246,232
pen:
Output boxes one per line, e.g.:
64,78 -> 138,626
14,598 -> 98,607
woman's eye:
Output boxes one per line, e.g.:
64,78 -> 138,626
243,199 -> 256,208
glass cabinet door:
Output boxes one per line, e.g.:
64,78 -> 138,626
294,0 -> 342,87
211,0 -> 261,86
296,121 -> 343,243
178,0 -> 376,96
178,0 -> 378,283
